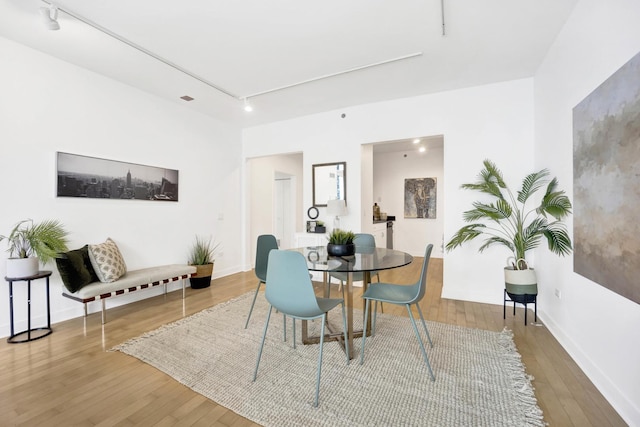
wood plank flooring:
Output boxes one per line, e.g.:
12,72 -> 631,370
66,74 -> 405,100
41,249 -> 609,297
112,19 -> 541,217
0,258 -> 626,426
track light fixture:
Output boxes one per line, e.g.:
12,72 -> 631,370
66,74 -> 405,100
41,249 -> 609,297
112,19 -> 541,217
40,4 -> 60,31
243,98 -> 253,112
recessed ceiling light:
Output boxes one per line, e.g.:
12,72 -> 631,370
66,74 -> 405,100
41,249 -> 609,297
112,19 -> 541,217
413,139 -> 420,144
180,95 -> 194,101
419,147 -> 426,153
243,98 -> 253,112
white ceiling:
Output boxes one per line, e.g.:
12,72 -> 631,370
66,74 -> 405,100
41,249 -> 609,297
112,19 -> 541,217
0,0 -> 578,127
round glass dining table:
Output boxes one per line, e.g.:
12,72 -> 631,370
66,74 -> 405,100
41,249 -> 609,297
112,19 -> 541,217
289,245 -> 414,359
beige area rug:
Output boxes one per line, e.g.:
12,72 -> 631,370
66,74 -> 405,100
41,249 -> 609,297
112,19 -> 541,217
112,292 -> 544,426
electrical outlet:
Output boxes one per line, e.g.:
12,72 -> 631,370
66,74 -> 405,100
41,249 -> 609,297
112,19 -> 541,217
555,288 -> 561,299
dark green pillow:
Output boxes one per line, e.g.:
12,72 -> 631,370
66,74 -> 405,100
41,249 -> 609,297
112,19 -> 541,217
56,245 -> 98,293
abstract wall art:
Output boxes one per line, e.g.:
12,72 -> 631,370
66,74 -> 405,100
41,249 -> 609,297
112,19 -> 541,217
404,177 -> 437,219
573,50 -> 640,305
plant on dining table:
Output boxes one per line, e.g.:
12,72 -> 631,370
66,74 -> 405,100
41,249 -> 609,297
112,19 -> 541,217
327,229 -> 355,245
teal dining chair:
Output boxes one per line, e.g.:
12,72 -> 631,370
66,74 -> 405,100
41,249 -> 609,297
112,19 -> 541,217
359,244 -> 435,381
244,234 -> 279,329
253,250 -> 349,407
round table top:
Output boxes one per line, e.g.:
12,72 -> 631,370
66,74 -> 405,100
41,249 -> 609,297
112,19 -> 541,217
5,270 -> 52,281
289,246 -> 413,273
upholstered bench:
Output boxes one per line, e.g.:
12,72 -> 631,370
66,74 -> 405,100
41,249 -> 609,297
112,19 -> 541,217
57,238 -> 196,324
62,264 -> 196,324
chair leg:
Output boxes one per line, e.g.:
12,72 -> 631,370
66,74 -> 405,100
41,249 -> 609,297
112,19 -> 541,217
283,314 -> 287,342
374,274 -> 384,314
415,303 -> 433,348
372,300 -> 379,335
360,298 -> 371,365
340,301 -> 349,365
406,304 -> 435,381
292,318 -> 296,349
244,280 -> 263,329
253,305 -> 273,381
315,313 -> 326,407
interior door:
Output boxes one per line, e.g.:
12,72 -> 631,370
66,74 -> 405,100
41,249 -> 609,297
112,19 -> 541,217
274,176 -> 294,249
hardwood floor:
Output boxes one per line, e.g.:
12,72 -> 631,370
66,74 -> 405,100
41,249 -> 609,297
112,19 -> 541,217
0,258 -> 626,426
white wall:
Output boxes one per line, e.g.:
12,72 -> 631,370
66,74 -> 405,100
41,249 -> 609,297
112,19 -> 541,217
0,37 -> 244,337
243,78 -> 536,307
373,144 -> 444,258
534,0 -> 640,424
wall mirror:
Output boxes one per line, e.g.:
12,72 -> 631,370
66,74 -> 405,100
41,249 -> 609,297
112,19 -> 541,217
312,162 -> 346,207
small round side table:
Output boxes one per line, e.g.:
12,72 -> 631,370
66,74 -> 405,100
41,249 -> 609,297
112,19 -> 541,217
5,270 -> 53,344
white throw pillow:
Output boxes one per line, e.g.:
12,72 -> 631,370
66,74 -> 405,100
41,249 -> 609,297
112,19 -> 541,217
88,238 -> 127,283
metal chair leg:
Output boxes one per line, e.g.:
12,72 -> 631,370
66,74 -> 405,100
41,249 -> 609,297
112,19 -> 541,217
253,305 -> 273,381
406,304 -> 435,381
292,318 -> 296,349
314,314 -> 326,407
245,280 -> 263,328
415,303 -> 433,348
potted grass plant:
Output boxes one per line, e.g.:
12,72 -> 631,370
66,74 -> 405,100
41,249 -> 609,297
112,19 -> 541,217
327,229 -> 356,256
187,235 -> 220,289
0,219 -> 70,278
445,160 -> 573,301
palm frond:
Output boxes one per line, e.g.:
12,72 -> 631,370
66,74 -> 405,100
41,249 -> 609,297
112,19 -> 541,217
463,202 -> 510,222
482,159 -> 506,188
517,169 -> 549,204
445,224 -> 486,251
543,222 -> 573,256
478,236 -> 514,254
460,159 -> 507,199
537,178 -> 572,220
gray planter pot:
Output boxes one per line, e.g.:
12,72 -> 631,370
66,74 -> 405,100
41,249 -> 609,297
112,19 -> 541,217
327,243 -> 355,257
504,267 -> 538,303
6,257 -> 39,278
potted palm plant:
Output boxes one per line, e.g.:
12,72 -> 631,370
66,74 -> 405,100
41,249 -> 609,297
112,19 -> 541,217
445,160 -> 573,300
187,235 -> 220,289
327,229 -> 356,256
0,219 -> 70,278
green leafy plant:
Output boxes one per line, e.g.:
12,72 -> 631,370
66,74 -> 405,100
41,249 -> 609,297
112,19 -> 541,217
188,236 -> 220,265
0,219 -> 69,264
328,229 -> 355,245
445,160 -> 573,269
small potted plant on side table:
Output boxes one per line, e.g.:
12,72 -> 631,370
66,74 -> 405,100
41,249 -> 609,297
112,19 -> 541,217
0,219 -> 69,278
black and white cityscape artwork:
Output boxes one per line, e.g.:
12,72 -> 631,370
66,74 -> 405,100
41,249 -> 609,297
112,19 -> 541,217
56,152 -> 179,202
